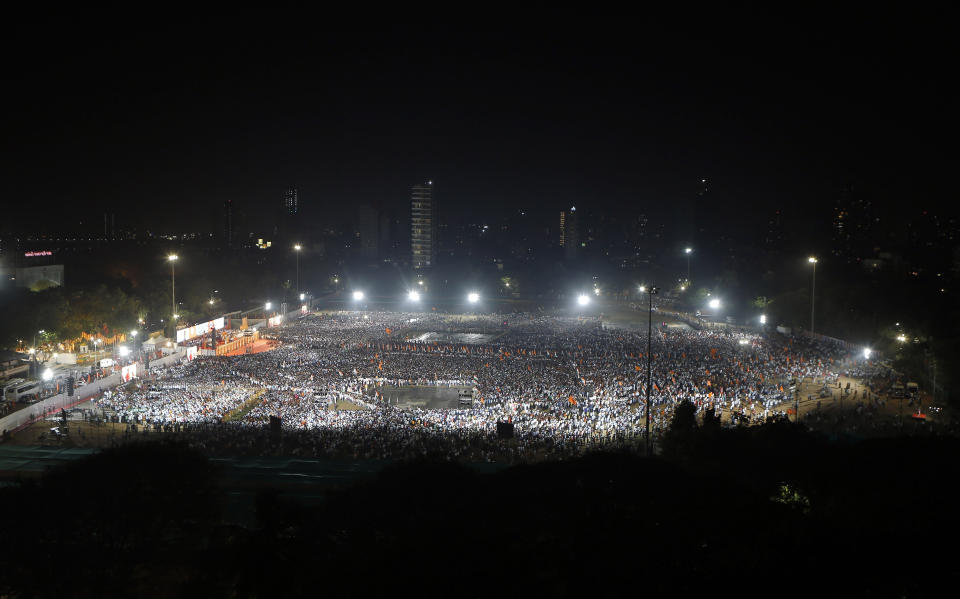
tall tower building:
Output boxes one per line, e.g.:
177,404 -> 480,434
224,199 -> 234,249
283,187 -> 299,215
411,181 -> 437,269
560,206 -> 579,260
356,204 -> 380,259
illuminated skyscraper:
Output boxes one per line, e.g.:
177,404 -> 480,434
283,187 -> 299,215
411,181 -> 437,269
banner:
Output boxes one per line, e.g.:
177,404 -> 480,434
177,317 -> 226,343
121,363 -> 138,382
268,315 -> 283,327
186,346 -> 198,361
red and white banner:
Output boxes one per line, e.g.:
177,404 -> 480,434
121,363 -> 138,382
177,316 -> 226,343
185,346 -> 198,361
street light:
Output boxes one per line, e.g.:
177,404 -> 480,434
265,302 -> 272,311
639,285 -> 646,293
760,314 -> 767,325
294,244 -> 302,298
808,256 -> 818,336
118,346 -> 130,357
168,254 -> 178,334
299,293 -> 305,301
643,286 -> 659,456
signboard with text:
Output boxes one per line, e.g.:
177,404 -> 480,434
176,317 -> 226,343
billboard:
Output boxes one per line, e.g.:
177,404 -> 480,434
176,317 -> 226,343
268,315 -> 283,327
185,346 -> 198,361
121,363 -> 138,382
99,358 -> 115,368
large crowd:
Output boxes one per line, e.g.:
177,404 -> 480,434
92,309 -> 897,461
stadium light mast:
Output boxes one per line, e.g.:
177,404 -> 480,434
808,256 -> 818,337
294,244 -> 302,298
684,247 -> 693,283
168,254 -> 178,338
645,286 -> 659,456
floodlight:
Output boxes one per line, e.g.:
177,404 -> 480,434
119,346 -> 130,357
577,294 -> 590,306
408,291 -> 421,302
265,302 -> 272,310
42,368 -> 53,381
863,348 -> 872,359
468,292 -> 480,303
708,298 -> 721,310
352,291 -> 365,301
760,314 -> 767,324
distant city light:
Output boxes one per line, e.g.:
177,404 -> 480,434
352,291 -> 364,301
468,292 -> 480,304
408,290 -> 421,302
708,298 -> 721,310
577,294 -> 590,306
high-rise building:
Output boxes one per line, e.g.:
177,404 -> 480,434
356,204 -> 380,259
560,207 -> 579,260
283,187 -> 299,215
224,199 -> 234,248
411,181 -> 437,269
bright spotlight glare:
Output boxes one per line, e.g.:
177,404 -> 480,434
299,293 -> 305,300
468,292 -> 480,303
593,288 -> 600,296
408,291 -> 421,302
738,338 -> 749,345
639,285 -> 646,293
760,314 -> 767,324
42,368 -> 53,381
863,348 -> 872,359
352,291 -> 364,301
708,298 -> 721,310
119,346 -> 130,357
577,294 -> 590,306
265,302 -> 272,310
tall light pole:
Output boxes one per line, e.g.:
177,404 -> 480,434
294,244 -> 302,298
684,247 -> 693,283
645,286 -> 659,456
808,256 -> 817,336
168,254 -> 178,337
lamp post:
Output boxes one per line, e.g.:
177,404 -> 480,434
294,244 -> 302,298
808,256 -> 817,337
168,254 -> 178,337
684,247 -> 693,283
645,286 -> 659,456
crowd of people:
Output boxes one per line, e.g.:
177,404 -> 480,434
92,309 -> 892,461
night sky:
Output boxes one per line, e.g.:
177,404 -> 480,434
2,14 -> 953,235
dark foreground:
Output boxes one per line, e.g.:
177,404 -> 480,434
1,421 -> 958,598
